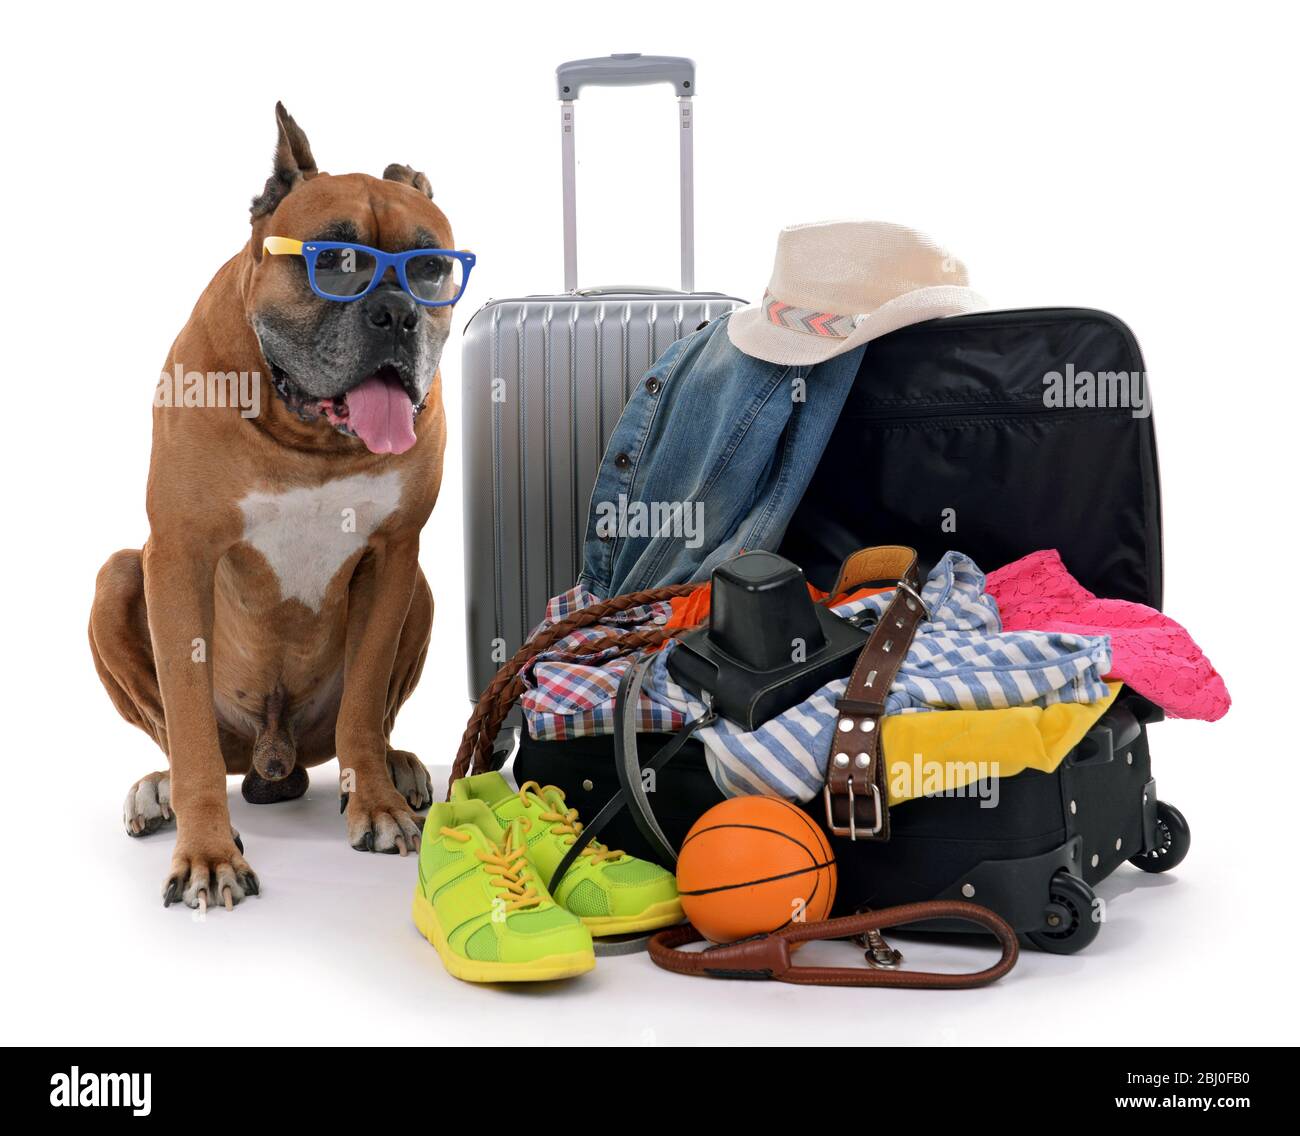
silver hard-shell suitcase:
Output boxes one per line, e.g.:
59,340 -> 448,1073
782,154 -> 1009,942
461,54 -> 745,698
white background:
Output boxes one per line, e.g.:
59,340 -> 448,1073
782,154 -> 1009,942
1,0 -> 1295,1046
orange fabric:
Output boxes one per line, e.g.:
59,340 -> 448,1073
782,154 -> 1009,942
663,581 -> 714,632
660,579 -> 891,639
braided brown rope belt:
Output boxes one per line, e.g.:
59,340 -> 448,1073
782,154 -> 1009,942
446,583 -> 698,796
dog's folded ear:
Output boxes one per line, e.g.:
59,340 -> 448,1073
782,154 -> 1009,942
250,102 -> 319,222
383,163 -> 433,199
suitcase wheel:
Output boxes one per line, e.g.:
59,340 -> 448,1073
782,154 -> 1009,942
1128,800 -> 1191,874
1026,871 -> 1101,955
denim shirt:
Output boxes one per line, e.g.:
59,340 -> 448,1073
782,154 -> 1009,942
578,314 -> 865,597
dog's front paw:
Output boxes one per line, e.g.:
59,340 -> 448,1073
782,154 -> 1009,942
124,771 -> 173,837
343,787 -> 422,856
387,749 -> 433,810
163,837 -> 260,912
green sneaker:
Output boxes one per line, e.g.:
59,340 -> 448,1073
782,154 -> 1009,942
451,773 -> 684,936
412,799 -> 594,982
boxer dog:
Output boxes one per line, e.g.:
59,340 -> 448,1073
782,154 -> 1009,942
89,104 -> 457,910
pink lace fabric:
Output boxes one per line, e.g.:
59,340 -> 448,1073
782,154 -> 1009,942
986,550 -> 1230,722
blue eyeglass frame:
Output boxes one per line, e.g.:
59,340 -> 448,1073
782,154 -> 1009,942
262,237 -> 476,308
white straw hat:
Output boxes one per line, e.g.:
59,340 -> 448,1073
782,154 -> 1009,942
727,221 -> 987,365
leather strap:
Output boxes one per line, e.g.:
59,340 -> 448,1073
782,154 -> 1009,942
648,901 -> 1019,988
831,543 -> 922,598
613,654 -> 710,865
547,656 -> 711,891
824,546 -> 925,841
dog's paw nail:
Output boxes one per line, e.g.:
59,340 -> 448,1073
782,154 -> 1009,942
339,792 -> 350,815
222,886 -> 234,912
232,832 -> 244,854
240,872 -> 260,897
162,880 -> 180,907
196,888 -> 208,915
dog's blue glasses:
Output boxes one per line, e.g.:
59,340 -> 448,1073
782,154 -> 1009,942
263,237 -> 476,307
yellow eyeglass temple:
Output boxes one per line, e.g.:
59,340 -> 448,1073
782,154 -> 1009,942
262,236 -> 304,256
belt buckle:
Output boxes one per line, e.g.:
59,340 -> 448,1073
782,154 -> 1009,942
823,781 -> 883,840
697,689 -> 718,727
895,578 -> 929,619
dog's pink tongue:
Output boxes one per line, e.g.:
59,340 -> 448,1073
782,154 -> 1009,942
344,375 -> 417,455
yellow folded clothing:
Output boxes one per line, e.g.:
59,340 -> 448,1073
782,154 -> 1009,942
881,683 -> 1122,807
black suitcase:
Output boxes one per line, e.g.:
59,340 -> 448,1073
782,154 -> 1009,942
515,688 -> 1188,953
511,307 -> 1190,953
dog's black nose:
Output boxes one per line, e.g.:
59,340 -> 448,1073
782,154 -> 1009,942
363,288 -> 419,334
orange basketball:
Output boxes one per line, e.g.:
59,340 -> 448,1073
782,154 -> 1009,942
676,796 -> 837,943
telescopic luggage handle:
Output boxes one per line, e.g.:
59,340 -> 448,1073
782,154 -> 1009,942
556,53 -> 696,293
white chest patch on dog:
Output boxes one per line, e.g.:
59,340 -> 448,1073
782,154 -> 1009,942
238,470 -> 404,611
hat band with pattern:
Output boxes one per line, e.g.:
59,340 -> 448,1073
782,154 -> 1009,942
763,290 -> 859,338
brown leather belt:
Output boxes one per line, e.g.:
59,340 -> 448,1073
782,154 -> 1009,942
648,902 -> 1019,988
824,545 -> 926,841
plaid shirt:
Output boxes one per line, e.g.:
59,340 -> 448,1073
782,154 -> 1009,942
518,585 -> 687,740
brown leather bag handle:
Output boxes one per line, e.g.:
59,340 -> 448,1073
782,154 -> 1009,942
648,901 -> 1019,989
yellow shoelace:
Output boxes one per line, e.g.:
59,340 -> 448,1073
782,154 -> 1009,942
516,781 -> 626,865
441,826 -> 543,912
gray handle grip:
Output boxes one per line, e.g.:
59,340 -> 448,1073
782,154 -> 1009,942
556,53 -> 695,99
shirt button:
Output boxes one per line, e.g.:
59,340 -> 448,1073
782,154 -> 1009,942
645,377 -> 662,395
614,452 -> 631,470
